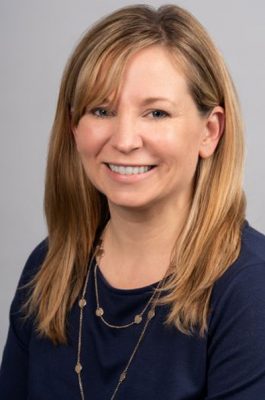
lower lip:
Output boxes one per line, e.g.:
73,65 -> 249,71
103,164 -> 157,183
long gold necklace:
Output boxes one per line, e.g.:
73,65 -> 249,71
94,262 -> 160,329
75,241 -> 166,400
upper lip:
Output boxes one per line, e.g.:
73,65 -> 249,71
104,162 -> 156,166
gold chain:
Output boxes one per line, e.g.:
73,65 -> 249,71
75,242 -> 166,400
75,254 -> 93,400
94,262 -> 160,329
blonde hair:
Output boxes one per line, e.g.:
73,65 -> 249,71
21,4 -> 245,343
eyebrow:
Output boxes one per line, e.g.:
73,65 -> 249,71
100,96 -> 176,108
140,97 -> 175,106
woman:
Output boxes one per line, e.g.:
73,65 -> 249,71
1,4 -> 265,399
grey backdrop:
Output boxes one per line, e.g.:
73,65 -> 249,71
1,0 -> 264,357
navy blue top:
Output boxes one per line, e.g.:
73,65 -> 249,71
1,222 -> 265,399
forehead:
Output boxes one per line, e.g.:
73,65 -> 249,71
72,45 -> 190,122
109,46 -> 189,105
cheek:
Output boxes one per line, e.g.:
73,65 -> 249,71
74,125 -> 105,157
156,129 -> 201,160
159,129 -> 202,178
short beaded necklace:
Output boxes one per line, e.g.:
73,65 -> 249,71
75,238 -> 167,400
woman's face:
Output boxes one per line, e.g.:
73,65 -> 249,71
73,46 -> 222,211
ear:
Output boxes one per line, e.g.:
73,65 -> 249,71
199,106 -> 225,158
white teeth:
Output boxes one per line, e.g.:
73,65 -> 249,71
108,164 -> 152,175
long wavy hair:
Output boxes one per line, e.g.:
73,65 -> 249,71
21,4 -> 245,344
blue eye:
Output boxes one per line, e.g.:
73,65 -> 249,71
150,110 -> 169,118
91,108 -> 114,118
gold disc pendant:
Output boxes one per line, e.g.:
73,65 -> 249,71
134,315 -> 142,324
79,299 -> 87,308
96,307 -> 104,316
147,309 -> 155,320
120,371 -> 127,382
75,363 -> 82,374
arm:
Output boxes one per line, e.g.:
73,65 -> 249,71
0,240 -> 48,399
205,263 -> 265,399
0,305 -> 30,399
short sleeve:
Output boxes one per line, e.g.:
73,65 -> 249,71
0,239 -> 48,399
206,263 -> 265,399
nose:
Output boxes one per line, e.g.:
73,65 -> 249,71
110,115 -> 143,154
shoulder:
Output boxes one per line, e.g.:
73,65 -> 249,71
207,222 -> 265,398
5,239 -> 49,351
241,221 -> 265,263
210,221 -> 265,326
212,221 -> 265,300
18,238 -> 49,287
24,238 -> 49,269
11,238 -> 49,317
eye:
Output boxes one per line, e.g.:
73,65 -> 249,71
148,110 -> 169,119
90,107 -> 115,118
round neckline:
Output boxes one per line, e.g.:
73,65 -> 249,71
95,260 -> 163,296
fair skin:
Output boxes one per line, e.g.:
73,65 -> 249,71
73,46 -> 224,289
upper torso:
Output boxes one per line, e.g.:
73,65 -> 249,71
1,221 -> 265,399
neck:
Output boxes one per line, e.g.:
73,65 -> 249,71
109,205 -> 186,253
98,200 -> 190,289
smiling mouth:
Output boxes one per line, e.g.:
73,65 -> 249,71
106,163 -> 155,175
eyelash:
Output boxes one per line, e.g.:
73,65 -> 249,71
148,110 -> 169,119
90,108 -> 115,118
89,107 -> 170,119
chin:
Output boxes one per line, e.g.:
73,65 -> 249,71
107,194 -> 155,211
